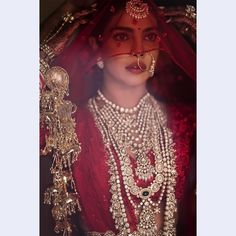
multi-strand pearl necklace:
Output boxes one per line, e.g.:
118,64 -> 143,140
88,91 -> 177,236
97,90 -> 150,114
97,90 -> 152,156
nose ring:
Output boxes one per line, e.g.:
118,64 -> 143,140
132,51 -> 145,71
148,54 -> 156,77
137,56 -> 145,71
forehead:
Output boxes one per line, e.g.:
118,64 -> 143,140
104,10 -> 158,32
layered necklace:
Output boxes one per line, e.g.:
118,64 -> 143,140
88,90 -> 177,236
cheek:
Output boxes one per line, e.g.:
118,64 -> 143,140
151,49 -> 159,61
144,38 -> 160,53
104,57 -> 132,80
101,41 -> 132,58
145,50 -> 159,63
105,57 -> 126,71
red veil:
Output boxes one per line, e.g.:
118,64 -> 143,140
52,0 -> 196,105
52,0 -> 196,201
41,0 -> 196,235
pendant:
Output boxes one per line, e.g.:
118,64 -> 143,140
135,153 -> 155,181
137,201 -> 159,236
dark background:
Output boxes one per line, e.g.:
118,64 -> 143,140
40,0 -> 196,23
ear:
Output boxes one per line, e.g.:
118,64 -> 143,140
89,37 -> 99,51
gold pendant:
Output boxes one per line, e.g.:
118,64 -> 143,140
137,201 -> 158,236
135,153 -> 155,181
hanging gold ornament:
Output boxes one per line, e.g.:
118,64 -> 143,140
40,66 -> 82,236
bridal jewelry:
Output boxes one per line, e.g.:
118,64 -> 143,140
185,5 -> 196,20
40,66 -> 82,235
89,91 -> 177,236
97,90 -> 149,114
126,0 -> 150,19
97,57 -> 104,69
149,54 -> 156,77
137,55 -> 145,72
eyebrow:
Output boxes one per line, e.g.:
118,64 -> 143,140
110,26 -> 158,33
144,27 -> 158,32
110,26 -> 133,33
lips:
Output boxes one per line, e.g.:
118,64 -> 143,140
125,62 -> 147,74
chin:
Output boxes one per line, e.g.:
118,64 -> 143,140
118,73 -> 150,88
104,66 -> 150,88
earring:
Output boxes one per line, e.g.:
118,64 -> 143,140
97,57 -> 104,69
149,54 -> 156,77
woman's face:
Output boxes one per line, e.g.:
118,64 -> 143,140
99,10 -> 160,88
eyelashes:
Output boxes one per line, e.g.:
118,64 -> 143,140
111,31 -> 160,42
112,32 -> 129,41
144,32 -> 159,42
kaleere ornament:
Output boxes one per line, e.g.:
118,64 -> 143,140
40,66 -> 82,236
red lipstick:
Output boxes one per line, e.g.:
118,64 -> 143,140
125,62 -> 147,74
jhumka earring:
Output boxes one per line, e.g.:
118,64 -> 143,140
97,57 -> 104,69
149,54 -> 156,77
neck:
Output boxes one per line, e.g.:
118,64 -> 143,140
101,83 -> 148,108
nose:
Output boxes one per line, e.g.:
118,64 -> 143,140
131,37 -> 144,57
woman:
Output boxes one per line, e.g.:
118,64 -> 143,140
40,0 -> 196,235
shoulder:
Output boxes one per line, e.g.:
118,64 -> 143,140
165,103 -> 196,200
166,103 -> 196,135
73,102 -> 102,146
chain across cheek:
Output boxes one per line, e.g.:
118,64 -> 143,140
100,38 -> 160,59
101,42 -> 134,58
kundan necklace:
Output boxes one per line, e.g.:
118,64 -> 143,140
88,90 -> 177,236
97,90 -> 154,181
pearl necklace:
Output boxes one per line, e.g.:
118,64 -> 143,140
97,90 -> 152,156
88,92 -> 177,236
97,90 -> 150,114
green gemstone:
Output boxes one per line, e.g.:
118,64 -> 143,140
142,191 -> 149,196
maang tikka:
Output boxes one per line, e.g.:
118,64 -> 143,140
126,0 -> 149,19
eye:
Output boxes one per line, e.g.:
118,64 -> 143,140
144,32 -> 159,42
112,32 -> 129,41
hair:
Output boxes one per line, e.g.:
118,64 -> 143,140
91,0 -> 158,41
54,0 -> 196,105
